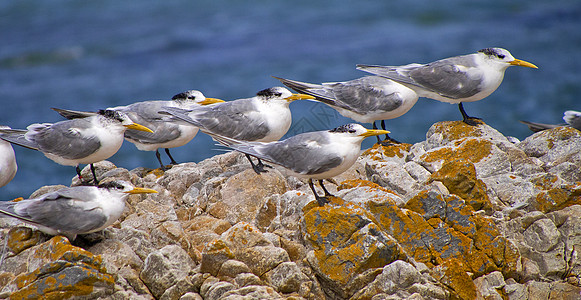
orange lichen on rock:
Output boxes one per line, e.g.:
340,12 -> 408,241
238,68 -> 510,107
430,120 -> 488,141
432,258 -> 478,300
422,138 -> 494,165
10,236 -> 114,299
7,227 -> 42,255
362,142 -> 412,160
429,159 -> 492,212
532,183 -> 581,213
302,199 -> 405,288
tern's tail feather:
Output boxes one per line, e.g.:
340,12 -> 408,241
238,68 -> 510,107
273,76 -> 337,107
564,110 -> 581,130
356,64 -> 421,88
51,108 -> 98,120
0,129 -> 39,150
158,106 -> 204,127
519,120 -> 563,133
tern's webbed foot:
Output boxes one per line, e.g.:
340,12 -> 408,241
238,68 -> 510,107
315,195 -> 330,206
463,117 -> 483,126
251,164 -> 269,174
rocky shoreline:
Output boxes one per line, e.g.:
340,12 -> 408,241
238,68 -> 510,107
1,120 -> 580,299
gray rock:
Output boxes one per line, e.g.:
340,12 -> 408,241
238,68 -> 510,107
523,218 -> 561,252
263,261 -> 309,293
140,245 -> 196,299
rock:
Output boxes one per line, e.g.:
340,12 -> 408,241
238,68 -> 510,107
140,245 -> 196,299
263,261 -> 309,294
303,198 -> 405,298
1,236 -> 115,299
523,218 -> 561,252
2,121 -> 581,300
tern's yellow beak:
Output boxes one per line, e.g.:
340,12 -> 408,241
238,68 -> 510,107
199,98 -> 225,105
285,93 -> 316,102
124,123 -> 154,133
125,187 -> 158,194
360,129 -> 391,138
510,59 -> 538,69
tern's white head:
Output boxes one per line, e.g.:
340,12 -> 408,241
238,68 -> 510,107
98,109 -> 154,133
171,90 -> 225,106
328,123 -> 390,140
477,48 -> 538,70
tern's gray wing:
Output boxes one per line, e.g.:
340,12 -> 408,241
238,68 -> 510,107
167,100 -> 270,141
119,102 -> 182,143
519,120 -> 564,133
358,55 -> 483,99
0,187 -> 107,233
564,111 -> 581,130
228,132 -> 343,175
277,76 -> 403,113
0,129 -> 39,150
31,120 -> 101,159
325,77 -> 406,114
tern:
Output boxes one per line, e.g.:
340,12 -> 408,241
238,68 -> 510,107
357,48 -> 538,125
0,180 -> 157,240
275,75 -> 418,144
520,110 -> 581,132
160,87 -> 315,173
209,123 -> 389,206
0,126 -> 17,187
0,109 -> 153,185
108,90 -> 224,170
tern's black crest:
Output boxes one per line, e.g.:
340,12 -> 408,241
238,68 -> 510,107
478,48 -> 505,59
256,88 -> 283,98
171,92 -> 189,100
329,124 -> 357,134
98,181 -> 125,190
98,110 -> 124,122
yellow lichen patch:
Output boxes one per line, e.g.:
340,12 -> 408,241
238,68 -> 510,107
303,199 -> 406,288
148,168 -> 165,178
431,120 -> 487,142
429,159 -> 492,212
530,173 -> 560,190
336,179 -> 396,195
7,227 -> 41,255
12,236 -> 114,299
432,258 -> 478,300
362,142 -> 412,160
533,183 -> 581,213
541,127 -> 581,149
422,138 -> 493,165
366,201 -> 435,266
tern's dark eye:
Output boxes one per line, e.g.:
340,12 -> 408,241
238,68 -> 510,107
497,54 -> 505,59
348,129 -> 356,133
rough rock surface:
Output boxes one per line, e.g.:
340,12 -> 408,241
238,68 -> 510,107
1,121 -> 580,299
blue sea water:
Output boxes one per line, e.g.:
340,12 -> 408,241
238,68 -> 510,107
1,0 -> 580,199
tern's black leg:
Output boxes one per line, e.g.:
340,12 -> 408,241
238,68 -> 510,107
90,163 -> 99,185
373,122 -> 381,144
459,103 -> 481,126
309,179 -> 329,206
318,180 -> 335,197
155,150 -> 167,171
165,148 -> 178,165
376,120 -> 401,146
246,154 -> 268,174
